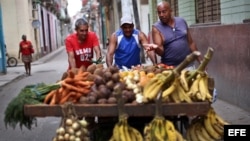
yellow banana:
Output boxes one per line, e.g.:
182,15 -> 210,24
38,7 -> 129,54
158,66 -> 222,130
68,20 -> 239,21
198,75 -> 212,102
129,126 -> 143,141
153,119 -> 165,141
111,122 -> 121,140
165,120 -> 177,141
194,121 -> 207,141
185,125 -> 192,141
144,79 -> 164,101
179,70 -> 190,92
162,78 -> 178,99
208,108 -> 225,136
175,129 -> 185,141
187,74 -> 201,100
199,120 -> 216,141
176,79 -> 193,103
189,122 -> 199,141
119,118 -> 131,141
143,76 -> 160,94
214,110 -> 230,126
170,89 -> 181,103
203,110 -> 222,140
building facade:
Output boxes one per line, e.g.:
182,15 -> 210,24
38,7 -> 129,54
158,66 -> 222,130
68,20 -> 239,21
0,0 -> 70,73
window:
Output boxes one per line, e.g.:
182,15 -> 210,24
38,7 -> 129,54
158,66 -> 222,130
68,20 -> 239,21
169,0 -> 178,16
195,0 -> 221,23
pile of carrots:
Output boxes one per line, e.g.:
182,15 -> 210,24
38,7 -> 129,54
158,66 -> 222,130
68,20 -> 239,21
44,66 -> 95,105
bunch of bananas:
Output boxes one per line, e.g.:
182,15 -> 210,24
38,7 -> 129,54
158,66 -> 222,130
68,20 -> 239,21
161,70 -> 213,103
144,116 -> 186,141
109,115 -> 143,141
186,107 -> 229,141
186,72 -> 213,102
142,73 -> 169,102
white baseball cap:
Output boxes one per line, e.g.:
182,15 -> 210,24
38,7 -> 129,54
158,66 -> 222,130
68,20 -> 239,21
120,15 -> 133,26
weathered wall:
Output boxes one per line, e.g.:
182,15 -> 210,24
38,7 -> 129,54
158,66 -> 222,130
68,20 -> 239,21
190,23 -> 250,113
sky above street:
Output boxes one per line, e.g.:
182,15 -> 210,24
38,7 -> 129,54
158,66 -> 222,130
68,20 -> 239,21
67,0 -> 82,17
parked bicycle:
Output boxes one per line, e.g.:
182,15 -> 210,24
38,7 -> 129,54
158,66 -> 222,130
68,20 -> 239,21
6,52 -> 18,67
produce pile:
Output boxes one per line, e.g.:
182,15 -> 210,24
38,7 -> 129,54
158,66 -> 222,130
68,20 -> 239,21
4,47 -> 230,141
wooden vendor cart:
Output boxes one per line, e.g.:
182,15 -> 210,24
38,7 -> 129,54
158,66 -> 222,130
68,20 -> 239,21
24,102 -> 211,140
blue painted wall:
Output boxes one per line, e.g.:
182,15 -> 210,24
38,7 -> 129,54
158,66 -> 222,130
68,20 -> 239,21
0,4 -> 7,74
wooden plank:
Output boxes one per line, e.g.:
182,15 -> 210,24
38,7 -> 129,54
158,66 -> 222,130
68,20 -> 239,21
24,102 -> 210,117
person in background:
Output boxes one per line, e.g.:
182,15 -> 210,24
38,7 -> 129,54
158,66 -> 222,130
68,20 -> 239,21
106,15 -> 157,69
18,35 -> 33,76
152,1 -> 201,70
65,18 -> 102,70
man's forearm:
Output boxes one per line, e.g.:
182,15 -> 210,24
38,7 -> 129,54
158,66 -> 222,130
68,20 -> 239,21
106,55 -> 113,67
148,51 -> 157,65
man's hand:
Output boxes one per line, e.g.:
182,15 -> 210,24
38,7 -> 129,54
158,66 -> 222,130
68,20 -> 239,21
142,43 -> 158,52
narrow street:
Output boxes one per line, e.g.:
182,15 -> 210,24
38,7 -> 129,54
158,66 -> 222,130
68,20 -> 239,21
0,48 -> 67,141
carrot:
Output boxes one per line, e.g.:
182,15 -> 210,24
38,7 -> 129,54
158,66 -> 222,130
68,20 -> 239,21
58,87 -> 64,94
63,77 -> 75,84
61,81 -> 79,92
59,92 -> 73,104
61,88 -> 69,98
75,72 -> 90,80
44,90 -> 56,104
67,70 -> 75,78
49,91 -> 57,105
75,80 -> 94,88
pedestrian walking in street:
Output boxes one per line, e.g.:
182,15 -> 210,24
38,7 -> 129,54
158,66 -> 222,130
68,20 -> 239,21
106,15 -> 157,69
65,18 -> 102,70
152,1 -> 201,70
18,35 -> 34,76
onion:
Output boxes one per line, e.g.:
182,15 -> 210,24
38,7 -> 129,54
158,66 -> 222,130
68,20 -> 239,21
75,130 -> 82,137
75,137 -> 81,141
69,135 -> 76,141
64,133 -> 70,140
67,127 -> 75,135
57,135 -> 64,141
79,119 -> 88,127
57,127 -> 65,135
72,122 -> 81,131
65,118 -> 73,126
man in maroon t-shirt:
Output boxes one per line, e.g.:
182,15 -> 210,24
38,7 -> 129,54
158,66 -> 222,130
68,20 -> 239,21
65,18 -> 102,70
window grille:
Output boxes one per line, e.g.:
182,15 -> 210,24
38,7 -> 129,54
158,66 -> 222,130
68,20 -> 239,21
195,0 -> 221,23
